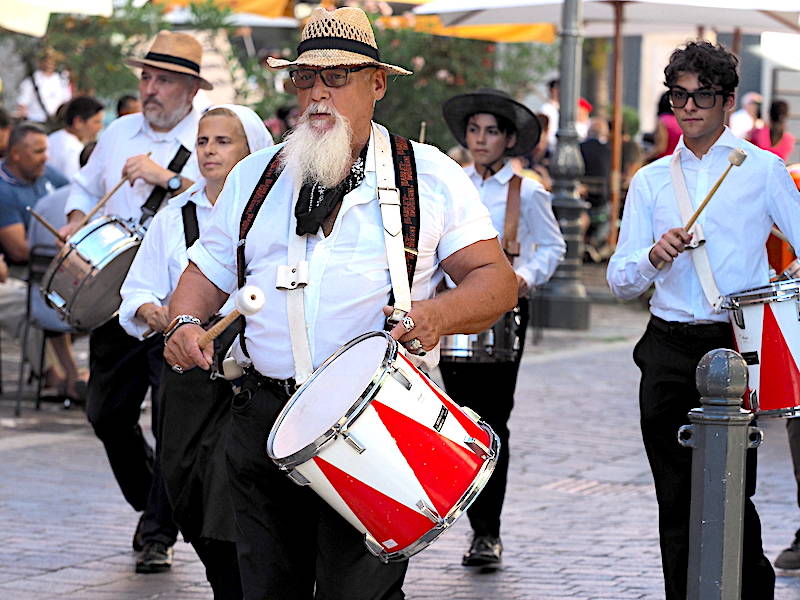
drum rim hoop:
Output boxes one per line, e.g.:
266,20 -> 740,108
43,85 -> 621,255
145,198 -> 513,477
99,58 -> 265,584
267,330 -> 397,467
723,278 -> 800,308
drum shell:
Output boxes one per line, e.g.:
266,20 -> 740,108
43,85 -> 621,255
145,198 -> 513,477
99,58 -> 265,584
41,216 -> 143,331
267,331 -> 499,562
440,306 -> 522,363
724,279 -> 800,417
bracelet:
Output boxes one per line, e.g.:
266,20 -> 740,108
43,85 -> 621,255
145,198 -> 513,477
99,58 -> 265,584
163,314 -> 202,345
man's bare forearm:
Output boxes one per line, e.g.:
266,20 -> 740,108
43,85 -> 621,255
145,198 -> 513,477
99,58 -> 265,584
168,262 -> 229,320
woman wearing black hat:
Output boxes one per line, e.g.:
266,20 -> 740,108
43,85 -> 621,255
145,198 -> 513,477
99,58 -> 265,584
441,89 -> 565,569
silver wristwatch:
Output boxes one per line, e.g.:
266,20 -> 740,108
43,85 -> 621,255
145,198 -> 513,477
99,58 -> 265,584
163,314 -> 202,344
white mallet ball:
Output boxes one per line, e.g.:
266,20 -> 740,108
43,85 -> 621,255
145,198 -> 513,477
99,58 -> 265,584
729,148 -> 747,167
235,285 -> 265,316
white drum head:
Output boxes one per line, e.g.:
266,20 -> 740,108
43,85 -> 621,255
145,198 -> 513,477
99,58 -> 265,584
271,333 -> 391,460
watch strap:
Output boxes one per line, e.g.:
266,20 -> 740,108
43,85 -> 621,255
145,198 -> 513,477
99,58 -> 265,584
163,314 -> 202,344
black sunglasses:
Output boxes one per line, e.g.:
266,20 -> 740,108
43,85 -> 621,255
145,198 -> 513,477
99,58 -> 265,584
289,65 -> 378,89
668,88 -> 727,109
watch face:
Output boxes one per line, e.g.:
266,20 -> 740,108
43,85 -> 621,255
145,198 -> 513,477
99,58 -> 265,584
169,176 -> 181,190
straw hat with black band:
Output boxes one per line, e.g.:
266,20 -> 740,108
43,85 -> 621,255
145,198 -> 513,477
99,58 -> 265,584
125,30 -> 213,91
443,89 -> 541,157
267,7 -> 412,76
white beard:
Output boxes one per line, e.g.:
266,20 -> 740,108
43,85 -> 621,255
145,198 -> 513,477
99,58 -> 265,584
281,102 -> 354,188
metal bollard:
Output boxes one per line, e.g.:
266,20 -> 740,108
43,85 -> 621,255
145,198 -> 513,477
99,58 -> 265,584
678,348 -> 764,600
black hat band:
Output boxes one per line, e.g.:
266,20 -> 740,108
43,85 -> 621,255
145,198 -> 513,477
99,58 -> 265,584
297,37 -> 379,61
144,52 -> 201,74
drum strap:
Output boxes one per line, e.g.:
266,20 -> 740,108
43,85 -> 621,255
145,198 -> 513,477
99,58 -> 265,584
139,145 -> 193,226
669,150 -> 723,312
503,175 -> 522,263
181,202 -> 200,248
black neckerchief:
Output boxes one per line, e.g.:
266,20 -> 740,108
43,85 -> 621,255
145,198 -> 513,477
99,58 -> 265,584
294,144 -> 368,236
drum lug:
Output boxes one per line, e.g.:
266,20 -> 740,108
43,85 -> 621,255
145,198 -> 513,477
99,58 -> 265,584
733,308 -> 745,329
363,534 -> 388,562
464,436 -> 493,460
389,367 -> 412,390
749,390 -> 759,413
415,499 -> 443,525
45,290 -> 67,310
795,300 -> 800,322
285,469 -> 311,486
342,431 -> 366,454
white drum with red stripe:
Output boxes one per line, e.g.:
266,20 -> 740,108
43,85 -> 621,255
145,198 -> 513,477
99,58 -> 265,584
723,279 -> 800,417
267,331 -> 499,562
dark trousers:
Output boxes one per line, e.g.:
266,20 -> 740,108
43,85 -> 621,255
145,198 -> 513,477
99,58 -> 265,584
192,538 -> 243,600
438,302 -> 529,538
225,380 -> 408,600
786,417 -> 800,536
86,318 -> 178,546
633,317 -> 775,600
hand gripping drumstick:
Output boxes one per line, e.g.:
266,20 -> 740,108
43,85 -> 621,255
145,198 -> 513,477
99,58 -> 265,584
197,285 -> 265,349
656,148 -> 747,269
74,151 -> 153,231
26,207 -> 66,243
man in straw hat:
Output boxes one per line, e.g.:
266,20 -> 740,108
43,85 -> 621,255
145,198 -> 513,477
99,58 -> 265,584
440,89 -> 564,569
60,30 -> 212,574
164,6 -> 518,598
607,41 -> 800,599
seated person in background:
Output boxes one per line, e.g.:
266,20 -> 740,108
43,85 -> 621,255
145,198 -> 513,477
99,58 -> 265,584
0,122 -> 68,264
47,97 -> 105,180
117,94 -> 141,119
579,117 -> 612,258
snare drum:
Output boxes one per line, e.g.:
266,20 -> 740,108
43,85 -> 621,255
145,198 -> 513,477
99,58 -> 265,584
42,215 -> 145,331
440,306 -> 522,363
723,279 -> 800,417
267,331 -> 499,562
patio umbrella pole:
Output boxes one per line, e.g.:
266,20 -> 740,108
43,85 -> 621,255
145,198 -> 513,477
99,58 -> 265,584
608,0 -> 624,248
536,0 -> 590,330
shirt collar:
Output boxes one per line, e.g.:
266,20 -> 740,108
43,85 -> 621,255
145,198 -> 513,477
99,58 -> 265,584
168,178 -> 211,209
464,160 -> 514,184
131,107 -> 200,149
675,126 -> 741,160
0,162 -> 19,184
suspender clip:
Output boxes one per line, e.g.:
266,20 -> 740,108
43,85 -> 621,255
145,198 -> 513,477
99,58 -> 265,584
276,261 -> 309,290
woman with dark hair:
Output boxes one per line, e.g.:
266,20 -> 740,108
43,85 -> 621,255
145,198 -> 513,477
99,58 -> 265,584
749,99 -> 796,161
644,91 -> 681,161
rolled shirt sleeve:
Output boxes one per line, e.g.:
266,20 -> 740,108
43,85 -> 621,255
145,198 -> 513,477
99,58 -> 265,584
514,179 -> 565,288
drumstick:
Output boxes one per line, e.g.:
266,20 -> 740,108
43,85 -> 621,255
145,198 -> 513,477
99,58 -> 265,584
74,151 -> 153,231
26,207 -> 66,243
418,121 -> 427,144
683,148 -> 747,232
656,148 -> 747,269
197,285 -> 265,349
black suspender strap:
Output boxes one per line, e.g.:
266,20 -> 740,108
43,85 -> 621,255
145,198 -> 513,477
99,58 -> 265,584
139,145 -> 192,226
181,201 -> 200,248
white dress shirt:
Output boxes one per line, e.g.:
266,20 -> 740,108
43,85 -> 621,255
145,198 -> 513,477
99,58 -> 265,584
729,108 -> 756,139
47,129 -> 83,180
540,100 -> 559,150
119,182 -> 233,339
464,161 -> 564,287
607,127 -> 800,323
188,123 -> 498,379
65,110 -> 200,222
17,71 -> 71,123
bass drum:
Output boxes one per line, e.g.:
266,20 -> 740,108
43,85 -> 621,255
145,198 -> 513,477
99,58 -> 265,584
42,215 -> 145,331
439,306 -> 522,363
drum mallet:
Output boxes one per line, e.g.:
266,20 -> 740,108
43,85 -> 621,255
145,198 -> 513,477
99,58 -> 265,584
26,207 -> 66,243
418,121 -> 427,144
657,148 -> 747,269
196,285 -> 265,349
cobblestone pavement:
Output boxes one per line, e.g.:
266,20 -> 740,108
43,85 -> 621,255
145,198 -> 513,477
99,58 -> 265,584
2,292 -> 800,598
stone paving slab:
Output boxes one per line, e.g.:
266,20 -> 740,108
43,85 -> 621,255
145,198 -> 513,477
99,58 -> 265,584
1,300 -> 800,598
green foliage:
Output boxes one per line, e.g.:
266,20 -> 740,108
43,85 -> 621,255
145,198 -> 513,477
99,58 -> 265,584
372,22 -> 559,150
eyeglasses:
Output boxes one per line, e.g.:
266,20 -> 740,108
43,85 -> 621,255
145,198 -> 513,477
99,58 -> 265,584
668,88 -> 727,109
289,65 -> 377,89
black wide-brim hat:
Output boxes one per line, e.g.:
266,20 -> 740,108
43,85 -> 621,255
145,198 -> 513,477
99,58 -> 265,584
443,89 -> 541,157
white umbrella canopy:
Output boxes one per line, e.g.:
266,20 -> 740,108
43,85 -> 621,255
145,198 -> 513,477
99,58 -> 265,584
2,0 -> 113,37
416,0 -> 800,35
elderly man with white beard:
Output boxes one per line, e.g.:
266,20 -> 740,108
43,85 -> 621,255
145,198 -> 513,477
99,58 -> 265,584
60,31 -> 212,574
164,7 -> 517,600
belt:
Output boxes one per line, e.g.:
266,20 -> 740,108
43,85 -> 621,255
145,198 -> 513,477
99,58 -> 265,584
649,315 -> 731,339
243,367 -> 298,396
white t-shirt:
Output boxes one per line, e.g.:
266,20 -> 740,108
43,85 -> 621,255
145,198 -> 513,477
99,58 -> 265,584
47,129 -> 84,180
17,71 -> 72,123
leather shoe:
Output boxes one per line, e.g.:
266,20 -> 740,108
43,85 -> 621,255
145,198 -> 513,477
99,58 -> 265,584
775,535 -> 800,570
462,534 -> 502,568
132,514 -> 145,552
136,542 -> 173,574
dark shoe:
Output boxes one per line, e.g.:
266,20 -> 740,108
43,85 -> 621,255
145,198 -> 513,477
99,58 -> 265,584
462,534 -> 502,568
775,536 -> 800,569
132,514 -> 145,552
136,542 -> 173,574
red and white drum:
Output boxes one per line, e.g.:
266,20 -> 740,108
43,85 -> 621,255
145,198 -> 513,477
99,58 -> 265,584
267,331 -> 499,562
723,279 -> 800,417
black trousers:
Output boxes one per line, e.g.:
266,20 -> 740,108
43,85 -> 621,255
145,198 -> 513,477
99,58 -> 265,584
786,418 -> 800,532
633,317 -> 775,600
225,379 -> 408,600
85,318 -> 178,546
438,302 -> 529,539
192,538 -> 243,600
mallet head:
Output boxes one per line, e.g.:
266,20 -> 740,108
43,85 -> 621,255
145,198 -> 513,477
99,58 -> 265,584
728,148 -> 747,167
235,285 -> 265,316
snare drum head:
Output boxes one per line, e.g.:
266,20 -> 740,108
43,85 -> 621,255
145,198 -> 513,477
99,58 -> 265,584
270,333 -> 390,460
